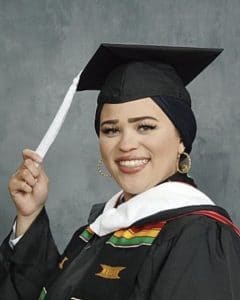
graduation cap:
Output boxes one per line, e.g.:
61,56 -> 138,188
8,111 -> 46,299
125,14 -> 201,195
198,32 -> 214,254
77,43 -> 223,102
35,43 -> 223,159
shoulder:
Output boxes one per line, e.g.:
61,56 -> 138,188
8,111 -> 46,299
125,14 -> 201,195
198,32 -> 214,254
147,210 -> 240,300
153,206 -> 240,257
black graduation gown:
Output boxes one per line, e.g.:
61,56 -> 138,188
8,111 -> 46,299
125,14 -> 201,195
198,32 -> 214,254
1,203 -> 240,300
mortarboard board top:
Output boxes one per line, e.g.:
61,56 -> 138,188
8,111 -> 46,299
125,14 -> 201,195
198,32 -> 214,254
77,43 -> 223,92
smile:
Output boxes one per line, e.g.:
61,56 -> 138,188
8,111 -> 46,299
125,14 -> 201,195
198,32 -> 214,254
119,159 -> 149,167
116,158 -> 150,174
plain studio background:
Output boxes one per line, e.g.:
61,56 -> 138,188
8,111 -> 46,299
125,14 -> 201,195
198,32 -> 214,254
0,0 -> 240,252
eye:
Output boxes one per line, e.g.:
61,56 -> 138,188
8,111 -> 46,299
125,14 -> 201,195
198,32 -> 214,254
137,124 -> 157,132
101,127 -> 120,136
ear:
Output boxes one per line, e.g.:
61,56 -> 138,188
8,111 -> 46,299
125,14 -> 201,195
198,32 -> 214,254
178,140 -> 185,154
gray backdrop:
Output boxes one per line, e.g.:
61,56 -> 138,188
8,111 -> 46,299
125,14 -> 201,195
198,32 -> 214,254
1,0 -> 240,251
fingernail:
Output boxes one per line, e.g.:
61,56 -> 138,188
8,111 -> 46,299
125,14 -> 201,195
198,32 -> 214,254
34,162 -> 39,168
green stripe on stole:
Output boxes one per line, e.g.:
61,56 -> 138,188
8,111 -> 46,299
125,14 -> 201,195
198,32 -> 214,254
79,227 -> 94,242
38,287 -> 47,300
107,235 -> 155,247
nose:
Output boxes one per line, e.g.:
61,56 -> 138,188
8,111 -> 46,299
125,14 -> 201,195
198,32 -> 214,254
118,130 -> 139,152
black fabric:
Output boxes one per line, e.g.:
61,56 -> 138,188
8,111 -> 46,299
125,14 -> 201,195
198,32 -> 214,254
96,61 -> 191,105
146,210 -> 240,300
0,208 -> 59,300
1,204 -> 240,300
160,171 -> 197,188
1,182 -> 240,299
77,43 -> 223,91
44,204 -> 240,300
53,240 -> 151,300
151,96 -> 197,153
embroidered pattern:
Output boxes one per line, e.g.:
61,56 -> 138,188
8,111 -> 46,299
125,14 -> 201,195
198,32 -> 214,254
79,226 -> 94,242
59,256 -> 69,269
38,287 -> 47,300
95,264 -> 126,279
106,220 -> 166,248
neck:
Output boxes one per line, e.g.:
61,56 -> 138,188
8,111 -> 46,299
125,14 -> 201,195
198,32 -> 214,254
121,172 -> 197,203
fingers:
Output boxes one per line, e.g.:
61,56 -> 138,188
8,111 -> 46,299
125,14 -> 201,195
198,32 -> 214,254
24,159 -> 40,178
22,149 -> 42,164
9,174 -> 32,196
9,149 -> 44,196
9,149 -> 49,218
38,165 -> 49,184
10,179 -> 33,194
21,149 -> 42,180
18,168 -> 37,187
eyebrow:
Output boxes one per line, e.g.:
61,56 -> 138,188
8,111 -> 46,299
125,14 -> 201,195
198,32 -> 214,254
100,116 -> 159,127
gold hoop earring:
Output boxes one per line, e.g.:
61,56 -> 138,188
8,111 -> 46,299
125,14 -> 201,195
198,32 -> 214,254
177,152 -> 192,174
97,159 -> 111,177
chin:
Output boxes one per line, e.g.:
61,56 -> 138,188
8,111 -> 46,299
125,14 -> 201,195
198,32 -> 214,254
119,181 -> 153,197
117,174 -> 168,198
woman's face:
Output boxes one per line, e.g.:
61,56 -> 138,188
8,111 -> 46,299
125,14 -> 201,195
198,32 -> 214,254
99,97 -> 184,200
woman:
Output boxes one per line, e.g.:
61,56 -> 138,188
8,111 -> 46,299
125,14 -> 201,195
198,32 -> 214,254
1,44 -> 240,300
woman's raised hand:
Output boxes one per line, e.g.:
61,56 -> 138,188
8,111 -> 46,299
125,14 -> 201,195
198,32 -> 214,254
8,149 -> 49,236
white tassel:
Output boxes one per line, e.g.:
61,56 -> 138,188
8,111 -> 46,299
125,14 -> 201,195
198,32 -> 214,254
35,71 -> 82,159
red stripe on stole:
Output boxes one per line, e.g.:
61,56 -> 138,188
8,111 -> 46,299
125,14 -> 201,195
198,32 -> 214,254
191,210 -> 240,237
130,220 -> 167,233
130,210 -> 240,237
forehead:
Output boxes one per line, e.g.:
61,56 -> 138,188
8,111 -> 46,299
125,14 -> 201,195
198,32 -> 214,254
100,97 -> 166,120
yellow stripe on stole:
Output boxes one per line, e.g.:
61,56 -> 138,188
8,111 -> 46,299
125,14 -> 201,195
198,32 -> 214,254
113,228 -> 160,239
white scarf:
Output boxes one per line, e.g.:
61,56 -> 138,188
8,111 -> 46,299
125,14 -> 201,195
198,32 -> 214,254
90,182 -> 215,236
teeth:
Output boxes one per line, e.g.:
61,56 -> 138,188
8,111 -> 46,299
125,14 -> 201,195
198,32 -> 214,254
119,159 -> 149,167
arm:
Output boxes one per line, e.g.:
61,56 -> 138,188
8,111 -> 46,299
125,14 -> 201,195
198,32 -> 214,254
0,208 -> 60,300
0,149 -> 59,300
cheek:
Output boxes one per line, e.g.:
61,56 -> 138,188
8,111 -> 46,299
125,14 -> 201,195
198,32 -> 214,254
147,132 -> 180,160
99,141 -> 107,160
99,139 -> 115,163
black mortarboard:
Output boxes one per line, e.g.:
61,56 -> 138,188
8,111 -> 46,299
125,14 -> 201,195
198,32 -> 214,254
77,43 -> 223,104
